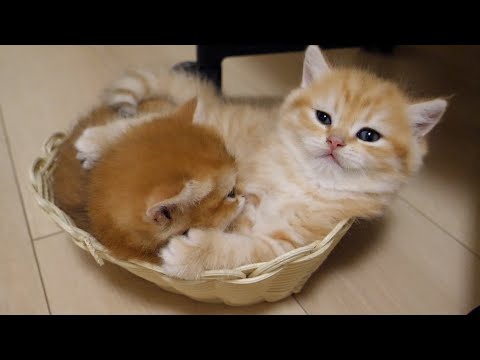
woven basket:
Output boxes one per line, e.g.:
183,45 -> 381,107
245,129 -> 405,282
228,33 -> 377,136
30,132 -> 354,306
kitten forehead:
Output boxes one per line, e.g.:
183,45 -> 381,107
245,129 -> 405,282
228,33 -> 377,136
353,109 -> 392,133
306,69 -> 410,133
311,68 -> 403,99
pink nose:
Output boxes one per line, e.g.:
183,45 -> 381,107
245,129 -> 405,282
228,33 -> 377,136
327,136 -> 345,151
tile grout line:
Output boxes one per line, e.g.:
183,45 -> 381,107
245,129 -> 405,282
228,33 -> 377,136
399,196 -> 480,260
292,294 -> 309,315
0,108 -> 52,315
33,230 -> 64,242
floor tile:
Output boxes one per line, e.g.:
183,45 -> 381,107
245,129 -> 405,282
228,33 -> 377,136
0,108 -> 49,314
295,198 -> 480,314
0,46 -> 120,239
35,233 -> 305,315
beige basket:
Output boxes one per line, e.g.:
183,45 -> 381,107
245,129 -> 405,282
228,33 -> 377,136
30,132 -> 354,306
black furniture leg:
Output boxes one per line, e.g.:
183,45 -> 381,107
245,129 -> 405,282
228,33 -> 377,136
468,304 -> 480,315
196,45 -> 223,90
173,45 -> 396,91
173,45 -> 308,90
196,45 -> 310,89
363,45 -> 395,54
171,46 -> 229,90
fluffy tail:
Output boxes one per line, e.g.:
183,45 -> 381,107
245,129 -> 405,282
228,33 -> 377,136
103,67 -> 217,116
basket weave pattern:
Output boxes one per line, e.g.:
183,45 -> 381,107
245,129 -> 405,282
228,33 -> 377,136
30,132 -> 354,306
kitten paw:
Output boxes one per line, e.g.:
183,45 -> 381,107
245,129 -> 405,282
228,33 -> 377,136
159,229 -> 210,280
75,127 -> 109,169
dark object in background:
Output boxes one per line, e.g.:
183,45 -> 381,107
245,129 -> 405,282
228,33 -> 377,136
173,44 -> 395,90
468,305 -> 480,315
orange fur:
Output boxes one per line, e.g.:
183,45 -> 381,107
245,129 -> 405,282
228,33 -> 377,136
52,97 -> 176,231
53,106 -> 118,231
87,99 -> 244,263
283,68 -> 416,176
54,95 -> 243,264
73,48 -> 448,279
155,46 -> 447,278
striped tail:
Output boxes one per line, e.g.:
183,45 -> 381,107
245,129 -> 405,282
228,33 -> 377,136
103,67 -> 217,117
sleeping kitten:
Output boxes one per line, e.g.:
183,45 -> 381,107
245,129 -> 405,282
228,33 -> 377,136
76,46 -> 447,279
53,96 -> 177,231
53,97 -> 244,264
87,99 -> 244,263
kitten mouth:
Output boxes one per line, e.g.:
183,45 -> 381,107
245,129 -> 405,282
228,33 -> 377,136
320,153 -> 342,167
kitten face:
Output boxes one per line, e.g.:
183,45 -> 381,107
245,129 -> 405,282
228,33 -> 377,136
190,168 -> 246,231
281,70 -> 413,187
278,46 -> 447,193
146,166 -> 245,242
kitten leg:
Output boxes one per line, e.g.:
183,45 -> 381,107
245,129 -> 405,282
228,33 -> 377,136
159,229 -> 290,280
75,114 -> 159,169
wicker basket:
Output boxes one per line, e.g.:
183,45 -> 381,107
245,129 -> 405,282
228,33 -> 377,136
30,132 -> 354,306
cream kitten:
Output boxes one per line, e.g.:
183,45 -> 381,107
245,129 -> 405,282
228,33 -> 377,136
76,46 -> 447,279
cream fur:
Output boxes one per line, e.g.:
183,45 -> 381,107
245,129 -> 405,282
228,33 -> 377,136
77,46 -> 448,279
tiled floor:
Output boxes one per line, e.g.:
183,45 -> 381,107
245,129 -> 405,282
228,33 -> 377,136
0,45 -> 479,314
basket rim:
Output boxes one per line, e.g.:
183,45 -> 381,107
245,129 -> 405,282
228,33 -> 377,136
30,131 -> 354,282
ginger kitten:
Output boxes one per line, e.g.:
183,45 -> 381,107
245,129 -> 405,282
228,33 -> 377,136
53,96 -> 176,231
87,99 -> 244,263
53,96 -> 244,264
75,46 -> 448,279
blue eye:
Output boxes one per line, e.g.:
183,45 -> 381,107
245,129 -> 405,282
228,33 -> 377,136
357,128 -> 381,142
315,110 -> 332,125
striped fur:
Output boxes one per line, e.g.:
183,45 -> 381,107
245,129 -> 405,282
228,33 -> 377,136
104,67 -> 217,117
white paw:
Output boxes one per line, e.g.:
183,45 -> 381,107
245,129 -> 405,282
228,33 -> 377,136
75,127 -> 108,169
159,229 -> 208,280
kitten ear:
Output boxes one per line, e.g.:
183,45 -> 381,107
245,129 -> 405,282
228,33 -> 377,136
174,96 -> 208,124
408,99 -> 447,137
193,85 -> 221,124
145,180 -> 213,223
175,97 -> 198,118
192,79 -> 218,124
146,202 -> 175,225
302,45 -> 331,88
193,97 -> 206,124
